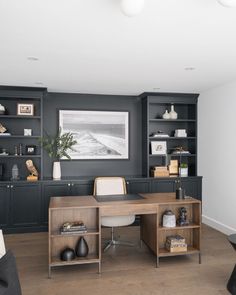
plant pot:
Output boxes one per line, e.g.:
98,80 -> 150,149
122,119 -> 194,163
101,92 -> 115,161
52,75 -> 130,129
53,161 -> 61,180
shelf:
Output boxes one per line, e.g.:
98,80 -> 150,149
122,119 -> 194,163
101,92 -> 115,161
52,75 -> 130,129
149,137 -> 196,140
0,115 -> 41,119
158,224 -> 200,231
50,254 -> 100,267
51,229 -> 100,238
149,154 -> 196,158
149,119 -> 196,122
0,155 -> 41,158
0,136 -> 40,139
158,246 -> 199,257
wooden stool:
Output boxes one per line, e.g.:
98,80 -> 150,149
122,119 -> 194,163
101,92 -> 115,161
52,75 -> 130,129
227,234 -> 236,295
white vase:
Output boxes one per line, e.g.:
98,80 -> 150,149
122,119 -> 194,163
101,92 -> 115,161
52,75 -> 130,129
53,161 -> 61,180
169,104 -> 178,119
162,110 -> 170,119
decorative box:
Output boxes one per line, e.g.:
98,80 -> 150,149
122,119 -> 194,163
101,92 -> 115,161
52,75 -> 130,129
168,160 -> 178,175
174,129 -> 187,137
162,210 -> 176,228
151,166 -> 169,177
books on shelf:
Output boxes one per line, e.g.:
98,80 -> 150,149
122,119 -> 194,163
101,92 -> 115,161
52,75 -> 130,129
150,131 -> 169,138
165,235 -> 187,253
60,221 -> 87,235
0,133 -> 11,136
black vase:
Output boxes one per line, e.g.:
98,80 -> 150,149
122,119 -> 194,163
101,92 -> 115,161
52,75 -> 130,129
75,237 -> 89,257
60,247 -> 76,261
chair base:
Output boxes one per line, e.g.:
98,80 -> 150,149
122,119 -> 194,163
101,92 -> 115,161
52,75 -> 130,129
103,227 -> 134,252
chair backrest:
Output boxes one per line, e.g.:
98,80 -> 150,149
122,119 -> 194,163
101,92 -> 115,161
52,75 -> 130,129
0,230 -> 6,259
94,177 -> 127,196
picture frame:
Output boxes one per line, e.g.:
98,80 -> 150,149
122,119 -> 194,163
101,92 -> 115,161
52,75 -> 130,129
25,145 -> 36,155
151,141 -> 167,155
17,103 -> 34,116
24,129 -> 32,136
59,110 -> 129,159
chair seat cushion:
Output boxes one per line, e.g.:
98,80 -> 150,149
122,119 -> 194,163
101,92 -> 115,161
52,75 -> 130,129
102,215 -> 135,227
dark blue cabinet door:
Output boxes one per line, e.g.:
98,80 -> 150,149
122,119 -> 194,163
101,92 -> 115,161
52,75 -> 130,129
11,183 -> 41,227
0,184 -> 10,228
42,183 -> 70,224
70,181 -> 94,196
126,180 -> 150,194
151,180 -> 176,193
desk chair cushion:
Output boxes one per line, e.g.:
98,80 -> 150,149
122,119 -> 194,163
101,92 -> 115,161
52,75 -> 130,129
0,230 -> 6,259
102,215 -> 135,227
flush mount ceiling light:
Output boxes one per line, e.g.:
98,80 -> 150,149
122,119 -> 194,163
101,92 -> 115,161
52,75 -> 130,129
120,0 -> 145,17
27,56 -> 39,61
217,0 -> 236,7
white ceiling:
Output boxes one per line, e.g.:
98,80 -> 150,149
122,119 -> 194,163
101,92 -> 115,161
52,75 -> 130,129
0,0 -> 236,95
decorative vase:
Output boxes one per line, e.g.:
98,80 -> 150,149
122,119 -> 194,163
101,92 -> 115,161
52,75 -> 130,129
75,237 -> 89,257
60,247 -> 76,261
0,104 -> 5,115
169,104 -> 178,119
162,110 -> 170,119
53,161 -> 61,180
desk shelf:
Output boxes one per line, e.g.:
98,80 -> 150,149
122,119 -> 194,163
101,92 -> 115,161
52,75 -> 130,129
158,224 -> 200,231
48,205 -> 101,278
158,246 -> 199,257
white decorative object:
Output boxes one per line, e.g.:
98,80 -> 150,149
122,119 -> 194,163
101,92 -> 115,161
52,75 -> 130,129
163,210 -> 176,228
0,229 -> 6,259
151,141 -> 167,155
120,0 -> 145,17
162,110 -> 170,119
0,104 -> 5,115
169,104 -> 178,119
24,129 -> 32,136
174,129 -> 187,137
179,167 -> 188,177
217,0 -> 236,7
53,161 -> 61,180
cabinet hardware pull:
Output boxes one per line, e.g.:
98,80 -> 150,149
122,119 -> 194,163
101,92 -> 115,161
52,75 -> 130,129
71,183 -> 74,186
11,185 -> 13,188
126,181 -> 129,184
7,185 -> 10,188
68,183 -> 71,186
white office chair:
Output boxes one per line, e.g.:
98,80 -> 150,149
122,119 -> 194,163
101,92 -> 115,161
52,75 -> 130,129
94,177 -> 135,252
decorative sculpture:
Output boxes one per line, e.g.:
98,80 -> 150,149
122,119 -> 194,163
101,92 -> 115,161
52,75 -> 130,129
26,159 -> 39,181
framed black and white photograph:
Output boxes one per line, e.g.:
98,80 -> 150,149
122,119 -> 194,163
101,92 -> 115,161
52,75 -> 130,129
151,141 -> 167,155
25,145 -> 36,155
59,110 -> 129,159
17,103 -> 34,116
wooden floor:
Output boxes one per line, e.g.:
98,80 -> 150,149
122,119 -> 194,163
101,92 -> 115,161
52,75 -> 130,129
4,225 -> 234,295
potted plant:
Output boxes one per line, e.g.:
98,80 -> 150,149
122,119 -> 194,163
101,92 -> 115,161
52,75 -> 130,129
40,128 -> 77,180
179,163 -> 188,177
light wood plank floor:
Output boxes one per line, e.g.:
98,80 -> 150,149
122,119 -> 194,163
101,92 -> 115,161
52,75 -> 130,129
4,225 -> 235,295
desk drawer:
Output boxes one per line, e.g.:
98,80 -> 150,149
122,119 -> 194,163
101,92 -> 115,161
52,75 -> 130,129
100,203 -> 158,216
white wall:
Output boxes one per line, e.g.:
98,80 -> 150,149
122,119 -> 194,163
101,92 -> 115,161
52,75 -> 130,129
199,80 -> 236,235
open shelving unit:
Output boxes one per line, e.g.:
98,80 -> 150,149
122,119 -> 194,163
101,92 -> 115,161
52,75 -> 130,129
48,200 -> 101,278
141,197 -> 201,266
141,93 -> 199,177
0,87 -> 44,180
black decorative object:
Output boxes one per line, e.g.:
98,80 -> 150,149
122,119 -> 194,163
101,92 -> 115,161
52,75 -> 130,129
0,163 -> 4,180
175,147 -> 185,200
75,237 -> 89,257
227,234 -> 236,295
60,247 -> 76,261
177,207 -> 189,226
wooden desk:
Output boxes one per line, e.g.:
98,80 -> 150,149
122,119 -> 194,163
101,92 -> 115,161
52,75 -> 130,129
48,193 -> 201,277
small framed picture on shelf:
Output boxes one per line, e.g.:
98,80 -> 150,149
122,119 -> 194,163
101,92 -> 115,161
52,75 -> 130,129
17,103 -> 34,116
25,145 -> 36,155
151,141 -> 167,155
24,129 -> 32,136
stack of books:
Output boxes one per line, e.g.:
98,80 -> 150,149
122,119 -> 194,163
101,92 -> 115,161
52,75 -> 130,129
165,235 -> 187,253
60,221 -> 87,235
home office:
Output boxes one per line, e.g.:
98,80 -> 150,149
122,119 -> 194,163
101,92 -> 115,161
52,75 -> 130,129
1,1 -> 236,295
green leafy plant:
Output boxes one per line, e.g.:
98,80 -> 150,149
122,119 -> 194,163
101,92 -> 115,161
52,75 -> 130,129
40,127 -> 77,160
180,163 -> 188,168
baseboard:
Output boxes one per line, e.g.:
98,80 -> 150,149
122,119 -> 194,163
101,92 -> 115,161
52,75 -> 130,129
202,215 -> 236,235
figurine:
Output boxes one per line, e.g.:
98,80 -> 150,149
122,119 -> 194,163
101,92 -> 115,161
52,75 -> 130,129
0,123 -> 7,133
26,159 -> 39,181
177,207 -> 189,226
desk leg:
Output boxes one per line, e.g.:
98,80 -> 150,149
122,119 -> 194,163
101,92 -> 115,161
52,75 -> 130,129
98,262 -> 101,274
156,256 -> 160,268
140,239 -> 143,248
48,266 -> 51,279
199,252 -> 202,264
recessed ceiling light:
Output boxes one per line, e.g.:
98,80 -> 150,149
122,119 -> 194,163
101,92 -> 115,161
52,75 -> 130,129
217,0 -> 236,7
185,67 -> 195,71
27,56 -> 39,61
153,87 -> 160,90
35,82 -> 43,85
